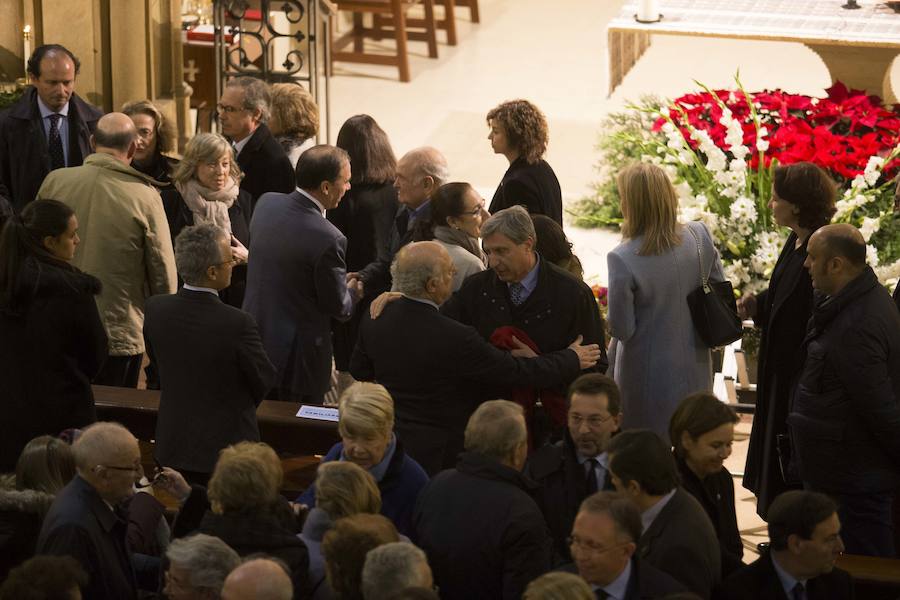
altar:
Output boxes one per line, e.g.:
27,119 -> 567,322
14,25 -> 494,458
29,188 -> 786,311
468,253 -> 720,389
607,0 -> 900,101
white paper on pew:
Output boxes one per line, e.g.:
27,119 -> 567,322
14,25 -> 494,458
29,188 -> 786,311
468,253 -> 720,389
296,405 -> 340,422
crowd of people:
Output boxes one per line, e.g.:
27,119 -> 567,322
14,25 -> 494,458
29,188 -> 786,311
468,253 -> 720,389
1,42 -> 899,600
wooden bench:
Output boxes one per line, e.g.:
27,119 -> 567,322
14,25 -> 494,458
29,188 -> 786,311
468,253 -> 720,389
836,554 -> 900,599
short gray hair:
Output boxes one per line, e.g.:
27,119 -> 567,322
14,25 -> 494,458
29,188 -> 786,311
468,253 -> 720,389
361,542 -> 430,600
402,147 -> 449,186
175,224 -> 228,285
480,205 -> 535,244
464,400 -> 526,462
389,242 -> 443,297
166,534 -> 241,593
72,422 -> 135,472
226,76 -> 271,123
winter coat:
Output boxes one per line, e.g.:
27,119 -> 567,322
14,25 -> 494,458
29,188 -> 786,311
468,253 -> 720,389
0,476 -> 55,579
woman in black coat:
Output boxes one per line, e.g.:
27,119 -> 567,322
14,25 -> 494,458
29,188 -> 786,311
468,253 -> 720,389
737,162 -> 837,518
122,99 -> 180,187
327,115 -> 400,373
0,200 -> 107,472
669,392 -> 744,577
486,99 -> 563,225
162,132 -> 251,309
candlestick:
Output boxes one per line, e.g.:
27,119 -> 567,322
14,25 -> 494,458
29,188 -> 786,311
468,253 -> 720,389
636,0 -> 661,23
23,26 -> 32,76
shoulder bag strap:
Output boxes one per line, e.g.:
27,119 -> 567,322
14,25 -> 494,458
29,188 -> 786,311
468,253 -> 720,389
684,222 -> 710,293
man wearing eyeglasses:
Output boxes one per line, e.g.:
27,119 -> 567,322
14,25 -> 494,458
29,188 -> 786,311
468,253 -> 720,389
36,422 -> 143,600
217,77 -> 295,211
525,374 -> 622,562
564,492 -> 685,600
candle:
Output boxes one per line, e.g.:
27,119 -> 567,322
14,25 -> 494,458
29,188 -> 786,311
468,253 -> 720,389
23,26 -> 32,75
637,0 -> 660,22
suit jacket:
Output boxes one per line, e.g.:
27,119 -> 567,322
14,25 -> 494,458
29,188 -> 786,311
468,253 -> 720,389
36,475 -> 137,600
357,202 -> 432,295
235,123 -> 296,211
144,288 -> 276,473
559,557 -> 687,600
244,191 -> 353,400
638,487 -> 721,599
0,87 -> 102,211
716,552 -> 854,600
350,297 -> 580,475
489,157 -> 563,225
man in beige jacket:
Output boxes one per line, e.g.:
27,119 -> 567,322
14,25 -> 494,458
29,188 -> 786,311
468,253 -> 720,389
37,112 -> 177,387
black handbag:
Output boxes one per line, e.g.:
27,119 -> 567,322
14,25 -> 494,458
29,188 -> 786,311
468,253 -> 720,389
685,224 -> 743,347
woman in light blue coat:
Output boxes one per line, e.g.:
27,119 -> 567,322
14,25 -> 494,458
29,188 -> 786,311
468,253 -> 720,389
607,162 -> 727,441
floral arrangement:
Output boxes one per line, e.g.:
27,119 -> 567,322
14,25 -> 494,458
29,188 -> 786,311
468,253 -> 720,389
572,76 -> 900,295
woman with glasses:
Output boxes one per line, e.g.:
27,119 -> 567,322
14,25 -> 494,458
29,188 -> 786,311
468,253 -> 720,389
0,199 -> 107,473
122,100 -> 180,188
162,132 -> 251,308
416,182 -> 488,291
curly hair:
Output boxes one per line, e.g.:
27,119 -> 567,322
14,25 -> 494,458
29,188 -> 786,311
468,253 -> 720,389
122,99 -> 176,155
773,162 -> 837,230
269,83 -> 319,141
486,99 -> 549,164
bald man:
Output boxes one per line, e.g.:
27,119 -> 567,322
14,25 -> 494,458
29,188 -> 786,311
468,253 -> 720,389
221,559 -> 294,600
351,241 -> 601,475
0,44 -> 103,212
37,112 -> 176,387
36,423 -> 142,600
790,223 -> 900,557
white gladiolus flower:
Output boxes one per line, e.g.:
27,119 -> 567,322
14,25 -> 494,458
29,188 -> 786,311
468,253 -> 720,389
863,156 -> 885,187
866,244 -> 880,267
756,139 -> 770,152
859,216 -> 881,242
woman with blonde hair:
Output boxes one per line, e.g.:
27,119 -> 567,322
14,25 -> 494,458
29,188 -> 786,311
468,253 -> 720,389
122,99 -> 179,186
607,162 -> 727,440
486,99 -> 563,225
161,132 -> 251,307
300,461 -> 383,599
269,83 -> 319,167
296,382 -> 428,536
522,572 -> 593,600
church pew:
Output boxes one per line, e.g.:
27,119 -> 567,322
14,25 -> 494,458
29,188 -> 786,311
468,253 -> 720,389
835,554 -> 900,600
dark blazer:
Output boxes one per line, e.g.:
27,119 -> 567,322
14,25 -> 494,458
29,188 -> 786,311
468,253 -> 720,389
743,232 -> 813,516
243,191 -> 353,401
350,297 -> 581,475
296,439 -> 429,537
357,202 -> 432,296
676,455 -> 743,576
0,484 -> 54,580
893,282 -> 899,312
36,475 -> 137,600
235,123 -> 296,211
144,288 -> 276,474
441,258 -> 608,402
638,487 -> 721,599
0,87 -> 102,211
524,430 -> 615,562
413,451 -> 553,600
489,156 -> 563,225
160,187 -> 253,308
0,258 -> 107,472
559,557 -> 687,600
788,266 -> 900,494
716,552 -> 854,600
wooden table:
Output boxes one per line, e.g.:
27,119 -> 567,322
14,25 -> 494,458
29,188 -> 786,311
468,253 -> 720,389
607,0 -> 900,101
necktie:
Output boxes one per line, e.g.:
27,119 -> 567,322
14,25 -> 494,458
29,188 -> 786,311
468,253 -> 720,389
48,113 -> 65,170
792,582 -> 805,600
509,282 -> 526,305
586,458 -> 599,495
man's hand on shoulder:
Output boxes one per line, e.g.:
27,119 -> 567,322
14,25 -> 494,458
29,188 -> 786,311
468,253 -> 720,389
568,335 -> 601,369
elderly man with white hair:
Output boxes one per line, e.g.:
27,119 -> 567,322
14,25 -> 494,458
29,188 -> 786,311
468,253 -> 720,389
221,558 -> 294,600
36,422 -> 142,600
164,534 -> 241,600
362,542 -> 433,600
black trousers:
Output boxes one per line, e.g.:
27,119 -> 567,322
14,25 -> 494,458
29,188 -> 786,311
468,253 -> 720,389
95,354 -> 143,388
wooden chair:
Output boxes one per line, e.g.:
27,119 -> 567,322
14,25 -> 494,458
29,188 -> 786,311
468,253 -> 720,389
331,0 -> 439,82
454,0 -> 479,23
377,0 -> 458,46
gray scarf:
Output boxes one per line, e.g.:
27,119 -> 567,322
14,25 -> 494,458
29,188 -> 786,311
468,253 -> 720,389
433,225 -> 486,263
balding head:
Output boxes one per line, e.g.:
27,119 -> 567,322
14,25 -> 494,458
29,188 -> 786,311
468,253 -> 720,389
92,113 -> 138,162
804,223 -> 867,296
390,241 -> 455,304
395,147 -> 449,209
74,422 -> 141,505
221,559 -> 293,600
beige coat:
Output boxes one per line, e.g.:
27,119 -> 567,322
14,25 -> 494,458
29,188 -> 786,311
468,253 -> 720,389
37,152 -> 177,356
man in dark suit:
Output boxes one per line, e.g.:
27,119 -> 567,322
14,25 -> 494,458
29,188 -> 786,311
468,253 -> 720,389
789,224 -> 900,557
0,44 -> 102,211
564,491 -> 686,599
244,145 -> 358,403
36,422 -> 142,600
414,400 -> 553,600
349,146 -> 448,297
718,491 -> 853,600
525,374 -> 622,561
144,223 -> 276,485
608,430 -> 721,599
218,76 -> 294,210
441,206 -> 608,429
350,241 -> 601,475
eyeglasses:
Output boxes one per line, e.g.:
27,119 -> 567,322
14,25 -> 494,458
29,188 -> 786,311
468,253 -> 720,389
567,536 -> 628,555
461,202 -> 485,217
568,413 -> 615,429
216,103 -> 246,114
